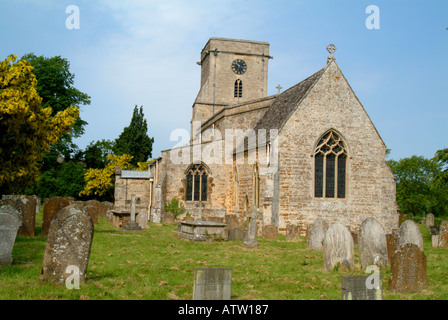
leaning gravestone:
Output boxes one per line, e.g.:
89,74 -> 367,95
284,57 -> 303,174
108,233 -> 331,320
358,217 -> 388,270
40,204 -> 94,283
307,218 -> 328,250
42,197 -> 73,237
437,221 -> 448,248
388,243 -> 427,293
341,275 -> 383,300
397,220 -> 423,251
2,195 -> 36,237
425,213 -> 435,229
323,223 -> 354,271
0,200 -> 23,265
193,268 -> 233,300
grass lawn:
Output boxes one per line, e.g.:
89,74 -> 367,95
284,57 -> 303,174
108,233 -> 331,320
1,209 -> 448,300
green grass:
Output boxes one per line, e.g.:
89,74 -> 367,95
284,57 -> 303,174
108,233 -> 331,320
1,210 -> 448,300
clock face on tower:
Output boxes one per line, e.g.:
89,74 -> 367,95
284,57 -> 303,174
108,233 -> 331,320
231,59 -> 247,75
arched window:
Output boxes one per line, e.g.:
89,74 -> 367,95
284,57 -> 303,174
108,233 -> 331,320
234,79 -> 243,98
314,130 -> 347,199
186,163 -> 208,202
253,164 -> 260,209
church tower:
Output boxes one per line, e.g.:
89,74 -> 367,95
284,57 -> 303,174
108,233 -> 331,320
191,38 -> 271,140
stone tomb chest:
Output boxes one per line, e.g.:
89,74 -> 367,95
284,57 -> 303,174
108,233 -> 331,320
178,220 -> 227,241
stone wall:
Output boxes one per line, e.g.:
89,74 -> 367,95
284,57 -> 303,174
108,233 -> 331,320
276,60 -> 398,234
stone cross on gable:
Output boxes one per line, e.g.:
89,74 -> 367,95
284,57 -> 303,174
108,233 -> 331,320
327,44 -> 337,64
276,84 -> 282,94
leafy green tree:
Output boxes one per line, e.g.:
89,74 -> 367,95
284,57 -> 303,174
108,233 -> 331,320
388,155 -> 448,217
28,161 -> 86,199
83,139 -> 115,169
113,105 -> 154,166
433,147 -> 448,187
21,53 -> 91,163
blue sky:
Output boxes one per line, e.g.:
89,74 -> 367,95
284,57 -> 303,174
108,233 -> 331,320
0,0 -> 447,161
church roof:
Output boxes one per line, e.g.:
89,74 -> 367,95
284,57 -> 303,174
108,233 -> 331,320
253,66 -> 326,140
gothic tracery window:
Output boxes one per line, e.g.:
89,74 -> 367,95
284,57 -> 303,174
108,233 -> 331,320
314,130 -> 347,199
234,79 -> 243,98
186,163 -> 208,202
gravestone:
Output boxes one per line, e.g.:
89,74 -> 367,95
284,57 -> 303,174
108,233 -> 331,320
243,207 -> 258,248
286,224 -> 301,239
98,201 -> 114,217
226,228 -> 247,241
386,230 -> 398,264
163,212 -> 176,224
432,235 -> 440,248
262,225 -> 278,239
42,197 -> 73,237
389,243 -> 427,293
123,195 -> 142,231
323,223 -> 354,271
0,200 -> 23,265
85,203 -> 99,224
437,221 -> 448,248
397,220 -> 423,251
425,213 -> 435,229
341,275 -> 383,300
2,195 -> 36,237
193,268 -> 233,300
40,204 -> 94,283
307,218 -> 328,250
358,217 -> 388,270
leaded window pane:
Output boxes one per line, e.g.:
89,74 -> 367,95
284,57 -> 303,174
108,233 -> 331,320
337,155 -> 346,198
186,173 -> 193,201
194,174 -> 200,201
315,153 -> 324,197
325,153 -> 335,198
201,174 -> 207,201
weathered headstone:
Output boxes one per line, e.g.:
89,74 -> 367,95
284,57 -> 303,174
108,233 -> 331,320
432,235 -> 440,248
98,201 -> 114,217
397,220 -> 423,251
386,229 -> 398,264
42,197 -> 73,237
40,204 -> 94,283
0,200 -> 22,265
437,221 -> 448,248
341,275 -> 383,300
2,195 -> 36,237
425,213 -> 435,229
226,228 -> 247,241
389,243 -> 427,293
323,223 -> 354,271
358,217 -> 388,270
193,268 -> 233,300
243,207 -> 258,248
307,218 -> 328,250
262,225 -> 278,239
163,212 -> 176,224
286,224 -> 301,240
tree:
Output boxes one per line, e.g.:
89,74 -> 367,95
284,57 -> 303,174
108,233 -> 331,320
114,105 -> 154,166
433,147 -> 448,187
80,154 -> 135,200
29,161 -> 86,199
388,155 -> 448,217
21,53 -> 91,163
0,55 -> 79,194
83,139 -> 115,169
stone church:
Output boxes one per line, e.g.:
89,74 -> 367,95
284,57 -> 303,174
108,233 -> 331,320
114,37 -> 398,235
